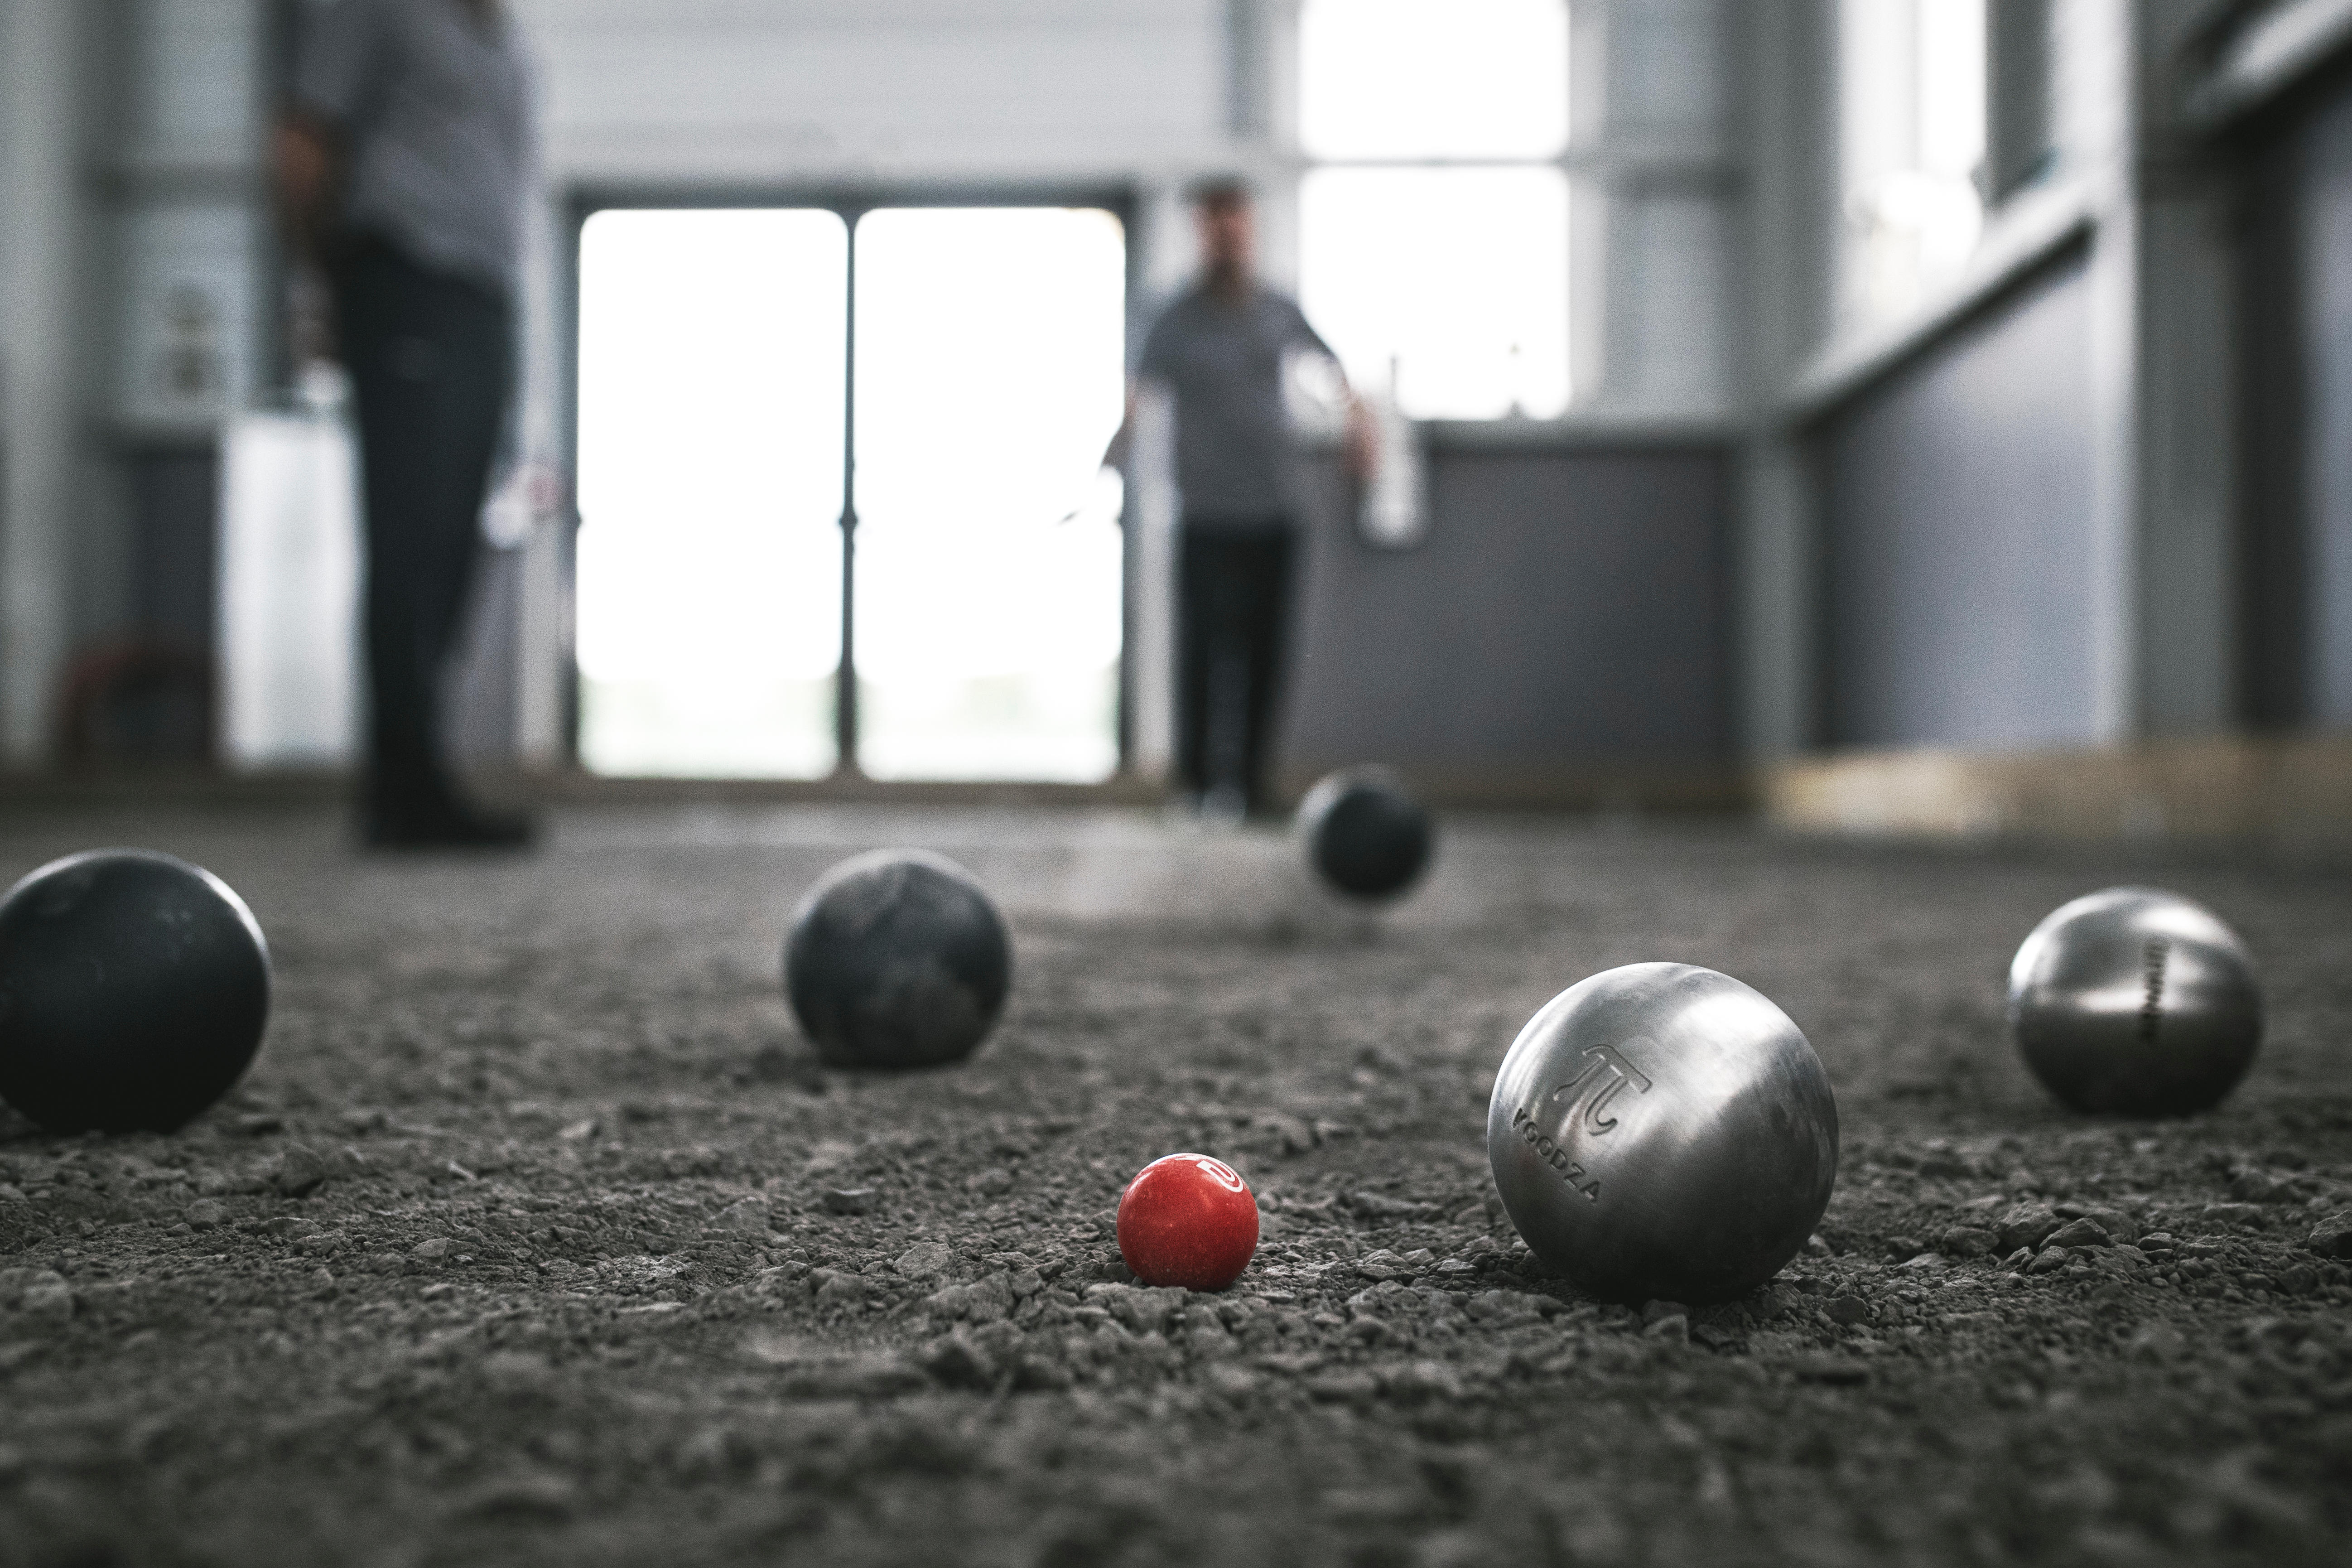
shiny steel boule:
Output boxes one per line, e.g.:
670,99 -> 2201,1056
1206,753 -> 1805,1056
2007,886 -> 2261,1115
1486,963 -> 1838,1305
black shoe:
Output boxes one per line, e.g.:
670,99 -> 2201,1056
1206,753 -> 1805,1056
365,799 -> 537,852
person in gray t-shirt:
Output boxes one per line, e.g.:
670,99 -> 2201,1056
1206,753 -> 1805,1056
1108,179 -> 1371,819
278,0 -> 535,849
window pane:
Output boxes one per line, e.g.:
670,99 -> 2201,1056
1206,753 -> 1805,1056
1300,166 -> 1571,420
1300,0 -> 1569,160
852,207 -> 1127,783
1841,0 -> 1986,325
575,209 -> 847,777
1918,0 -> 1987,181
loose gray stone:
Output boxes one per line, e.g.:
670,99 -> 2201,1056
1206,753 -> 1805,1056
812,1271 -> 868,1310
710,1198 -> 770,1235
2044,1218 -> 2112,1250
2305,1210 -> 2352,1259
1086,1283 -> 1187,1335
1939,1225 -> 1998,1258
894,1240 -> 954,1279
272,1143 -> 332,1197
2056,1205 -> 2141,1244
822,1188 -> 877,1216
923,1273 -> 1014,1324
1997,1203 -> 2061,1253
185,1198 -> 227,1230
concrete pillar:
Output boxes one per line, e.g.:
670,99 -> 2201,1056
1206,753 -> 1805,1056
0,0 -> 90,767
2131,1 -> 2240,736
2077,0 -> 2243,742
1733,0 -> 1837,758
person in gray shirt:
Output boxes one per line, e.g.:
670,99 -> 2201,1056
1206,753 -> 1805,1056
277,0 -> 534,849
1111,178 -> 1371,820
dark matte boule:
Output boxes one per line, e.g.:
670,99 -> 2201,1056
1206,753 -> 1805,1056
0,849 -> 271,1133
1297,766 -> 1433,901
784,849 -> 1011,1070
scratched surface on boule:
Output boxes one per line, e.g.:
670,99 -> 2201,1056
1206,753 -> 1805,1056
0,804 -> 2347,1567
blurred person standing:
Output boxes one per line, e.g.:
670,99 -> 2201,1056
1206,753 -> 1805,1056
1108,178 -> 1373,821
276,0 -> 535,848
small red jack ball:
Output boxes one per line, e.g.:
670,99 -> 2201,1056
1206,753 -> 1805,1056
1116,1153 -> 1259,1290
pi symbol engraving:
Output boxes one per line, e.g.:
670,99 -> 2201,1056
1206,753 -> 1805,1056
1549,1042 -> 1654,1135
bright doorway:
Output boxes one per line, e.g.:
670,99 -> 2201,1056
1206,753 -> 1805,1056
574,203 -> 1127,782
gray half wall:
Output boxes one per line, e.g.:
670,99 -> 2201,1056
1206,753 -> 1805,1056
1817,248 -> 2101,751
1277,444 -> 1733,792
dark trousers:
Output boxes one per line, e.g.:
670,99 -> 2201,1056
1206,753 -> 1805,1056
335,239 -> 511,824
1176,520 -> 1296,810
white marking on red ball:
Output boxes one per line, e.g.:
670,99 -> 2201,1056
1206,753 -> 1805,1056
1115,1153 -> 1259,1291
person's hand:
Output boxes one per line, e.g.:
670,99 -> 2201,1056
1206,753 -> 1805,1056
1056,464 -> 1125,526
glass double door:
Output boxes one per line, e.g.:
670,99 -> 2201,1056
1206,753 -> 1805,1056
574,205 -> 1126,781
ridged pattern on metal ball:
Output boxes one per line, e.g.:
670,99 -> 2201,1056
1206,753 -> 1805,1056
784,849 -> 1011,1071
2007,886 -> 2261,1115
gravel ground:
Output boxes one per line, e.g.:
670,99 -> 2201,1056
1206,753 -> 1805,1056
0,802 -> 2348,1568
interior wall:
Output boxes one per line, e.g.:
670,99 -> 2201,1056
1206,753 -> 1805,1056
1280,441 -> 1733,792
2236,83 -> 2311,729
514,0 -> 1228,185
0,0 -> 98,764
2298,68 -> 2352,725
1817,250 -> 2101,750
2236,59 -> 2352,731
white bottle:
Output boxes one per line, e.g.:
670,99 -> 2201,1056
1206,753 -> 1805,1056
1358,357 -> 1427,550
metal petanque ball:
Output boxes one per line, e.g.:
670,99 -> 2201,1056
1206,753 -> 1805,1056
784,849 -> 1012,1071
1296,766 -> 1433,901
0,849 -> 270,1134
1486,963 -> 1838,1305
2007,886 -> 2261,1116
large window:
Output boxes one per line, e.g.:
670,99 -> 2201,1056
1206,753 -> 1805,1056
1296,0 -> 1571,420
1840,0 -> 1988,326
575,205 -> 1126,782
